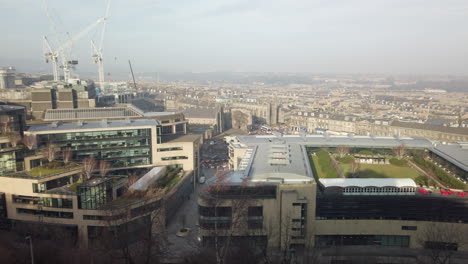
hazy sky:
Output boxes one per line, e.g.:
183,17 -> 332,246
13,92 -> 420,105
1,0 -> 468,76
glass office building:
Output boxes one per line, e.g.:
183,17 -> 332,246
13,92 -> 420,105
37,129 -> 152,167
27,120 -> 159,169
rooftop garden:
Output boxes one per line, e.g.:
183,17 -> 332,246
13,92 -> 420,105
308,146 -> 466,189
106,168 -> 184,208
28,161 -> 80,177
154,167 -> 183,191
308,146 -> 420,178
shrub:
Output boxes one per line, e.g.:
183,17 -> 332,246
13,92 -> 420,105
339,155 -> 355,164
389,158 -> 407,166
415,175 -> 428,186
357,150 -> 374,156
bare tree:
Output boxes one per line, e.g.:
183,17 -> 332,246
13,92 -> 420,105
125,173 -> 140,194
62,148 -> 72,164
417,223 -> 467,264
7,133 -> 21,148
0,115 -> 10,135
232,110 -> 250,130
350,159 -> 360,177
100,186 -> 168,264
201,170 -> 260,264
22,135 -> 37,150
43,143 -> 58,163
99,160 -> 111,178
336,146 -> 350,158
82,157 -> 97,180
393,144 -> 407,159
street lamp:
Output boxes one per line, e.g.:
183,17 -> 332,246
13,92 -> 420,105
25,236 -> 34,264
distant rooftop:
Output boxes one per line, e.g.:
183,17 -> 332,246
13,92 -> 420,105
44,106 -> 143,121
26,119 -> 159,133
391,120 -> 468,136
43,104 -> 181,121
182,107 -> 217,119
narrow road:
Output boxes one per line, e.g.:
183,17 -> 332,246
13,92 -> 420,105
163,168 -> 217,261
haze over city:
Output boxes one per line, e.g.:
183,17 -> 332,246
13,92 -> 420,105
2,0 -> 468,76
2,1 -> 468,264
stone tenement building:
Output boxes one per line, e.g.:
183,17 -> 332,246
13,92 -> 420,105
290,111 -> 468,142
229,101 -> 279,126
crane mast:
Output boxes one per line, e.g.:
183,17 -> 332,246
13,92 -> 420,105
92,0 -> 111,92
43,36 -> 59,81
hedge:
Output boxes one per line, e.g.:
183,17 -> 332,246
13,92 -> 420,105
412,155 -> 465,189
357,150 -> 374,156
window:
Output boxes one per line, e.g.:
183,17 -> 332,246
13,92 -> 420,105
248,206 -> 263,217
12,195 -> 39,205
162,125 -> 173,134
32,183 -> 46,193
41,197 -> 73,209
292,236 -> 305,239
161,156 -> 188,161
402,226 -> 417,231
248,206 -> 263,229
157,147 -> 183,152
425,241 -> 458,251
176,124 -> 185,132
17,208 -> 73,219
316,235 -> 410,247
84,215 -> 103,220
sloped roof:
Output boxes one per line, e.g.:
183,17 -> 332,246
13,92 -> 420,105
320,178 -> 417,188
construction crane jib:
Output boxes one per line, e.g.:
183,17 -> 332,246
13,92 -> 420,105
43,17 -> 106,82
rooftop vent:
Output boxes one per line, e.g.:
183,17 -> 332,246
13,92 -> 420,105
101,119 -> 108,128
50,121 -> 60,128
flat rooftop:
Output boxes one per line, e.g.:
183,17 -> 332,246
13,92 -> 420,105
231,135 -> 435,185
246,143 -> 314,184
26,119 -> 159,132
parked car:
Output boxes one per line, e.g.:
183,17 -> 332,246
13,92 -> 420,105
199,176 -> 206,184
